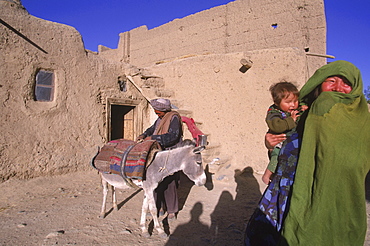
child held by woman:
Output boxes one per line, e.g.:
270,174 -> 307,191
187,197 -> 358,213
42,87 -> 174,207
262,82 -> 307,185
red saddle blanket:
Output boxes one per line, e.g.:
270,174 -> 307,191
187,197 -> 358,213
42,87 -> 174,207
92,139 -> 161,179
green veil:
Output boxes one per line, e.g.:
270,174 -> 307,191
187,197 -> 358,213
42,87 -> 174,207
280,61 -> 370,245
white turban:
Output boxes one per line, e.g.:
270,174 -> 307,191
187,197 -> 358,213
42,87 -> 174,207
150,98 -> 171,112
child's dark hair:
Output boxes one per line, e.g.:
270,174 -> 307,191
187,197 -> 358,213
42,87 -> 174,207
269,82 -> 299,105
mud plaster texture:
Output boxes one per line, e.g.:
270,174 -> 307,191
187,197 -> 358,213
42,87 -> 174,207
0,170 -> 369,245
0,0 -> 149,181
0,0 -> 328,182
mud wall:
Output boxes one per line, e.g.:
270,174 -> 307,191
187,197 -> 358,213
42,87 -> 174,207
104,0 -> 326,75
0,1 -> 148,181
140,48 -> 315,180
108,0 -> 327,179
0,0 -> 327,182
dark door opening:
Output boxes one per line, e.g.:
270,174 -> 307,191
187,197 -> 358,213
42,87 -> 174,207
110,105 -> 135,141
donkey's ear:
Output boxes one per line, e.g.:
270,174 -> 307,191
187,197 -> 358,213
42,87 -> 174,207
193,146 -> 205,154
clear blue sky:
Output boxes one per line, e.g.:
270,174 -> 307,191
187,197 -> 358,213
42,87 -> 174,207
21,0 -> 370,90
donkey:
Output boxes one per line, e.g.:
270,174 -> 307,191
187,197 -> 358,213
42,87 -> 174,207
98,140 -> 207,238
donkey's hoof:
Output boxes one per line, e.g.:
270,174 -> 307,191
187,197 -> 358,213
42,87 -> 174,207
142,232 -> 150,238
98,214 -> 105,219
159,232 -> 168,239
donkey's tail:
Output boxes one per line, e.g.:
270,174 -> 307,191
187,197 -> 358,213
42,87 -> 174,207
90,146 -> 100,170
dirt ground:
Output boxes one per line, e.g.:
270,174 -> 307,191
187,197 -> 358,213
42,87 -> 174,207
1,169 -> 369,246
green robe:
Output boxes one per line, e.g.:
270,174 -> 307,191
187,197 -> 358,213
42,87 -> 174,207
280,60 -> 370,245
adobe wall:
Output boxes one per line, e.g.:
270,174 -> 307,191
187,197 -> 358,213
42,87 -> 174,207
109,0 -> 327,180
101,0 -> 326,75
0,1 -> 149,181
138,48 -> 314,180
0,0 -> 327,182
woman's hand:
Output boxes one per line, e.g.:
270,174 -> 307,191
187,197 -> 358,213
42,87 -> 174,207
265,133 -> 286,149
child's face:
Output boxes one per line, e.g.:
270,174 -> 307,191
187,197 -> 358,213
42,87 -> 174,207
278,93 -> 298,113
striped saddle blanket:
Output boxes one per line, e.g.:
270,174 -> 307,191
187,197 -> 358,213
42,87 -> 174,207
91,139 -> 161,179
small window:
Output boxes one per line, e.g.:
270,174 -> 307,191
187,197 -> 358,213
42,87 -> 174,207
35,70 -> 54,101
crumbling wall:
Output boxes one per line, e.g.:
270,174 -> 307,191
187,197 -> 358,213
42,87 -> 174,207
103,0 -> 327,180
0,0 -> 327,182
103,0 -> 325,75
0,1 -> 147,181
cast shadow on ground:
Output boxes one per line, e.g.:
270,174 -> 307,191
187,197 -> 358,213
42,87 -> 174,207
178,165 -> 214,211
165,202 -> 210,245
165,166 -> 262,246
100,188 -> 143,218
150,165 -> 214,236
117,188 -> 143,210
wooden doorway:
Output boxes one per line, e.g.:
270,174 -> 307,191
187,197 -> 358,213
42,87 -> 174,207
110,105 -> 135,140
107,98 -> 142,142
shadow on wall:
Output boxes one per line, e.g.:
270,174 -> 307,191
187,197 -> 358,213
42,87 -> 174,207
165,167 -> 262,246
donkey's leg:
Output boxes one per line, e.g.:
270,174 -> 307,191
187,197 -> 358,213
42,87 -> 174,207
140,193 -> 150,237
112,186 -> 118,211
148,193 -> 166,238
140,188 -> 166,238
141,187 -> 166,238
99,176 -> 109,219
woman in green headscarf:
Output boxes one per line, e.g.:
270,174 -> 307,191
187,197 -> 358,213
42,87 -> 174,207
279,60 -> 370,245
